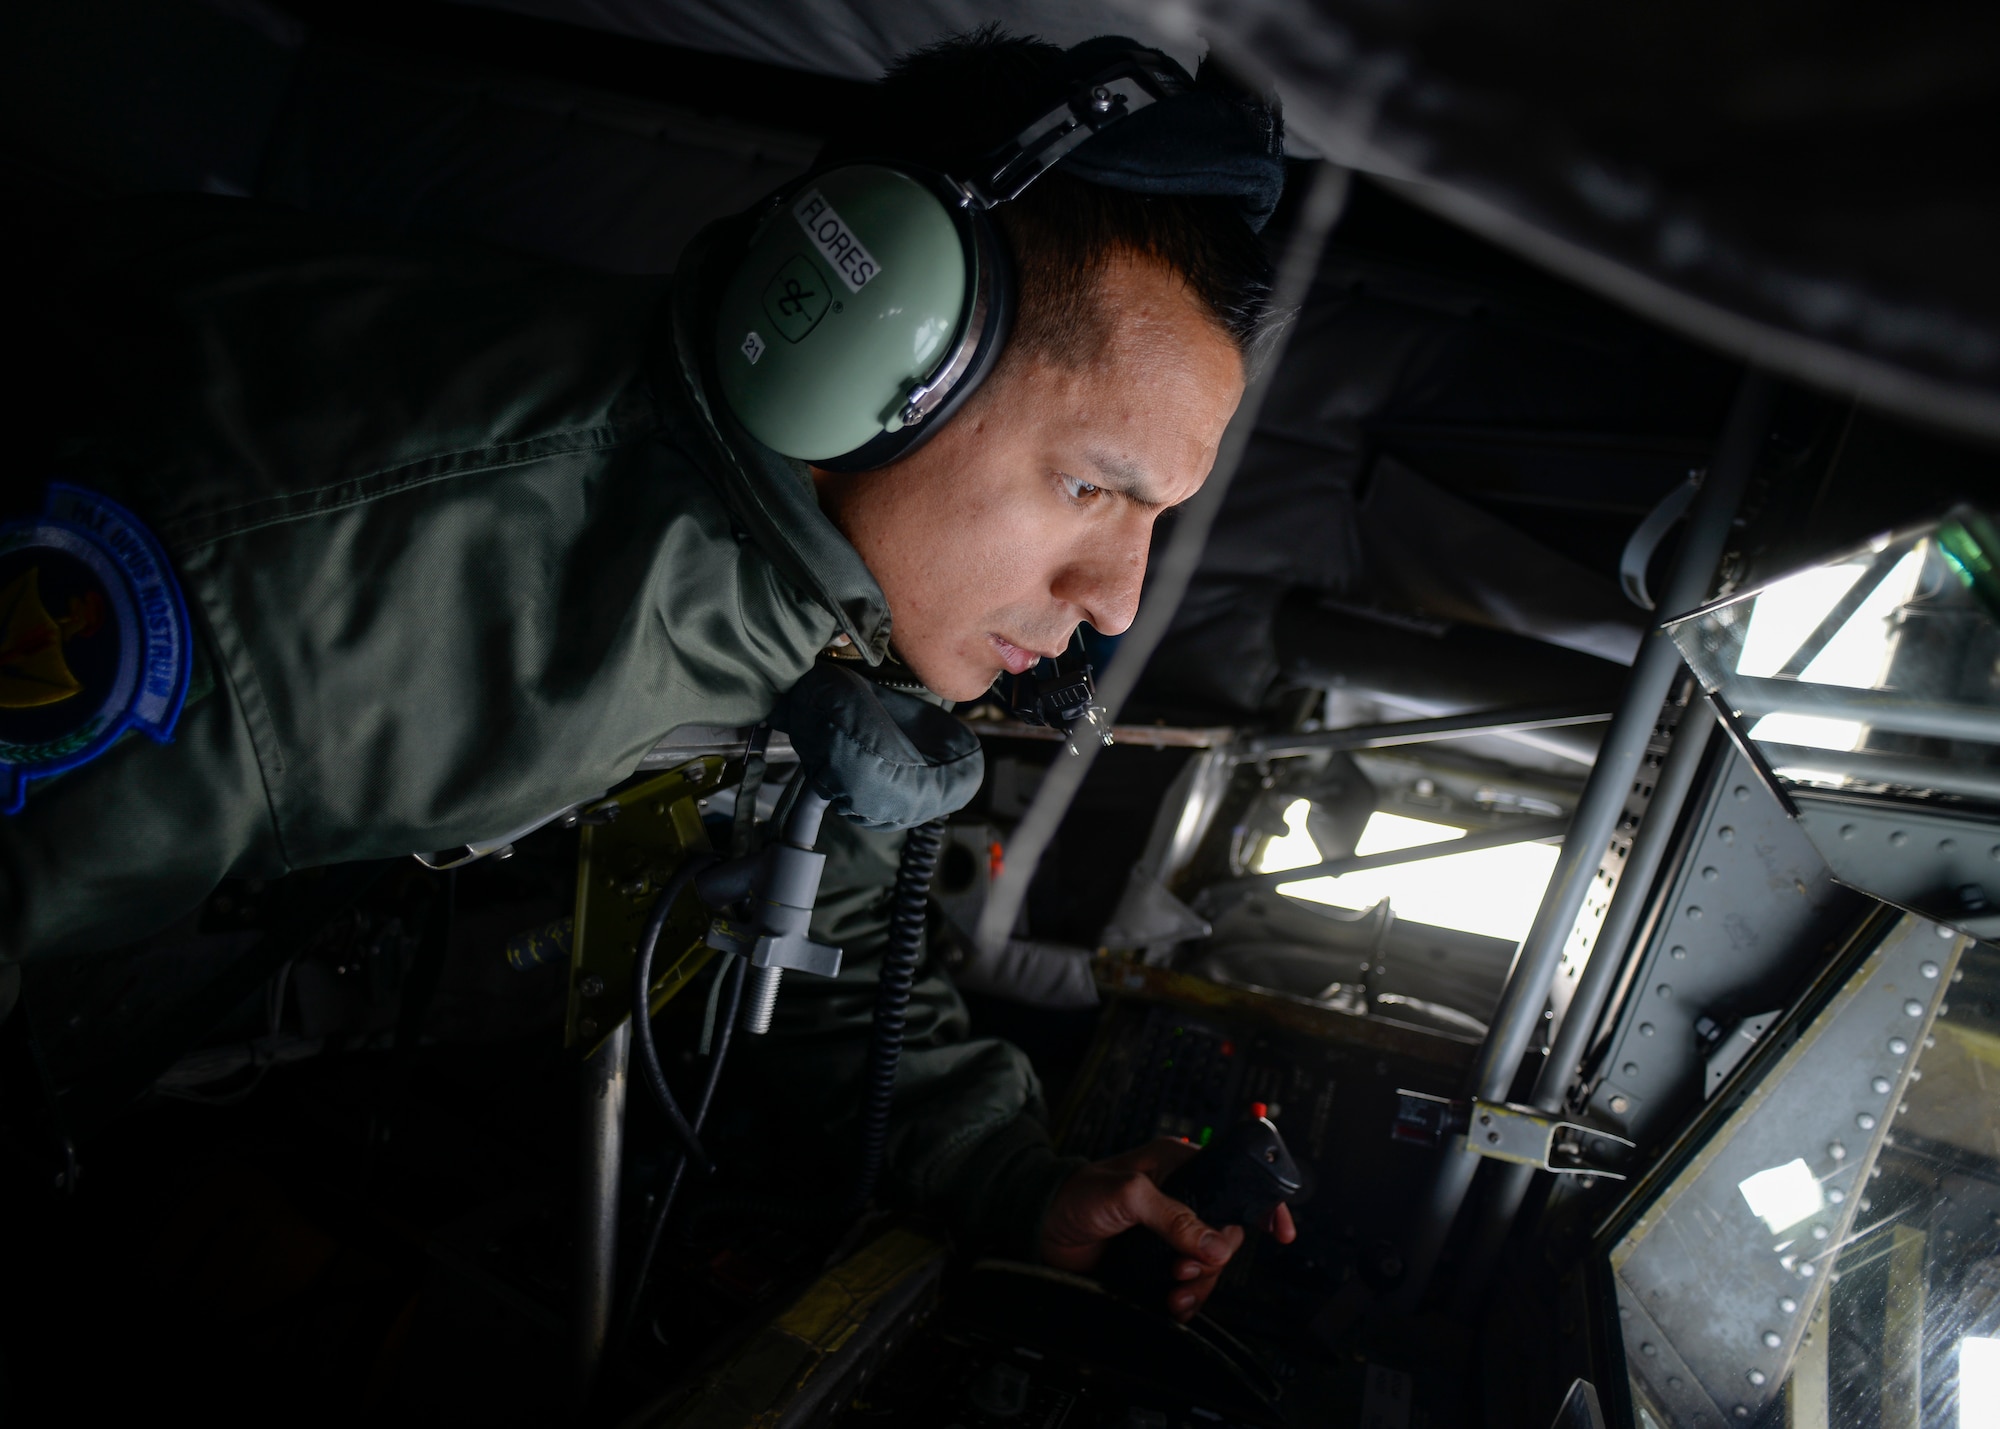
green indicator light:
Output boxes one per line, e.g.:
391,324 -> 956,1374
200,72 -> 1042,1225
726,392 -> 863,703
1199,1126 -> 1214,1146
1163,1059 -> 1175,1070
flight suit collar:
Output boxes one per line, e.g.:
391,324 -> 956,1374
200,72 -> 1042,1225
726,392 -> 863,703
663,216 -> 893,665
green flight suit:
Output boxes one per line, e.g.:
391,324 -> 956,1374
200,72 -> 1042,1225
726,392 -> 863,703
0,196 -> 1082,1253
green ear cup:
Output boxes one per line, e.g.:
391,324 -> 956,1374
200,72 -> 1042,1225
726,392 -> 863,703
716,165 -> 971,463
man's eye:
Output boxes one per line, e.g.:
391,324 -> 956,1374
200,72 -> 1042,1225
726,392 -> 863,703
1061,474 -> 1101,502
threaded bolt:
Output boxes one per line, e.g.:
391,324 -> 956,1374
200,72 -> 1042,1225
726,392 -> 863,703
742,965 -> 784,1035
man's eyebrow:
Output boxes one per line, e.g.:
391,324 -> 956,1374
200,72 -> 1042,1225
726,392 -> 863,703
1083,450 -> 1174,509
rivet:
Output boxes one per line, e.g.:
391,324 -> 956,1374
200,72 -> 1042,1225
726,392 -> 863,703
1668,1376 -> 1683,1390
1703,866 -> 1720,881
1990,844 -> 2000,861
1641,1022 -> 1657,1036
1779,1297 -> 1798,1314
1762,1331 -> 1782,1349
1735,1405 -> 1751,1418
1857,1113 -> 1878,1130
1872,1076 -> 1893,1094
1840,824 -> 1857,840
1610,1095 -> 1631,1114
1860,1197 -> 1873,1212
1719,826 -> 1736,843
1735,785 -> 1751,801
1687,906 -> 1705,921
1747,1370 -> 1767,1387
577,1017 -> 598,1040
1828,1141 -> 1847,1161
1811,1224 -> 1830,1241
1657,984 -> 1674,1000
1671,945 -> 1689,960
1799,1261 -> 1817,1277
1921,961 -> 1940,979
1623,1062 -> 1641,1078
1642,1342 -> 1658,1357
1904,999 -> 1925,1017
578,974 -> 604,998
1890,830 -> 1908,847
1940,838 -> 1957,852
1828,1188 -> 1845,1204
1889,1037 -> 1909,1055
1942,923 -> 1959,939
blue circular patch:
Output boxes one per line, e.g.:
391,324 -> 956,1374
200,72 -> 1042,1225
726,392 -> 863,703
0,484 -> 191,813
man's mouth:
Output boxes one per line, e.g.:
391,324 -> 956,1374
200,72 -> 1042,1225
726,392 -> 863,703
989,634 -> 1053,676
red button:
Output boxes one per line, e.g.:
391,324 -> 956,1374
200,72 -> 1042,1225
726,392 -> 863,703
1250,1102 -> 1268,1119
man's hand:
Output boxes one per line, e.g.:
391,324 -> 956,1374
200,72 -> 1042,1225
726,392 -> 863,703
1039,1137 -> 1298,1322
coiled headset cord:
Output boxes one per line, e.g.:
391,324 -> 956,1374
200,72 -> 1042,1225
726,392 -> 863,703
850,818 -> 944,1212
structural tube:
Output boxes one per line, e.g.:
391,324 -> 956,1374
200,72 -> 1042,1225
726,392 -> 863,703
1450,696 -> 1718,1310
574,1019 -> 631,1403
1392,370 -> 1776,1311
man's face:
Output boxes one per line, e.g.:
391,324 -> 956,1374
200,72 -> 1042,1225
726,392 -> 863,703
814,254 -> 1246,702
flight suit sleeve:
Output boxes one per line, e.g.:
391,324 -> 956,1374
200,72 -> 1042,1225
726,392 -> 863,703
745,814 -> 1085,1258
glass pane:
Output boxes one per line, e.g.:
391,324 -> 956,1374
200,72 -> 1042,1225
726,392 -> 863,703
1603,915 -> 2000,1427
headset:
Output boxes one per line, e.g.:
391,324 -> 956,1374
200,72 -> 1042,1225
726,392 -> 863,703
713,50 -> 1192,472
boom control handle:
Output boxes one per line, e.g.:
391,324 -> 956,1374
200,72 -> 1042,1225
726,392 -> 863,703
1099,1115 -> 1302,1307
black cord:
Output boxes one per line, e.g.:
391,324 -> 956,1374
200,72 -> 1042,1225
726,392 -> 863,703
621,951 -> 747,1339
850,818 -> 944,1212
631,856 -> 719,1175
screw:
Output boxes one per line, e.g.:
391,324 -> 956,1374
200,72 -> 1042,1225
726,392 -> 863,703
1609,1095 -> 1630,1114
577,1017 -> 598,1041
742,965 -> 783,1035
579,974 -> 604,998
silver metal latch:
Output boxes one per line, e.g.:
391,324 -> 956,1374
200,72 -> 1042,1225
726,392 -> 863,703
1393,1090 -> 1636,1178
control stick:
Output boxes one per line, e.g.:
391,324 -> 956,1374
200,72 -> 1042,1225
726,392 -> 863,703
1099,1115 -> 1303,1306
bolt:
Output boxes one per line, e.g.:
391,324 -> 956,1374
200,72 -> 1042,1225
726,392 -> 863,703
1827,1141 -> 1847,1161
742,965 -> 783,1035
1609,1095 -> 1630,1114
1921,961 -> 1940,979
1779,1297 -> 1798,1314
579,974 -> 604,998
1857,1113 -> 1878,1131
577,1017 -> 598,1041
1904,999 -> 1925,1017
1872,1076 -> 1893,1094
1762,1331 -> 1781,1349
1747,1370 -> 1766,1387
1890,1037 -> 1909,1055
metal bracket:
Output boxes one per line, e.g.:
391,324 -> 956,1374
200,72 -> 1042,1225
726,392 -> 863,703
1393,1090 -> 1635,1178
567,757 -> 728,1054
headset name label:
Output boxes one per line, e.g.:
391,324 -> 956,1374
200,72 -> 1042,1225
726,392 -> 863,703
793,190 -> 880,294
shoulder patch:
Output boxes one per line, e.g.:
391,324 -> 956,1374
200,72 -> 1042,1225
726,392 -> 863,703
0,483 -> 192,813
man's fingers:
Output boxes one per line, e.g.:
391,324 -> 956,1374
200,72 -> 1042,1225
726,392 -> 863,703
1169,1266 -> 1224,1322
1121,1174 -> 1239,1264
1270,1203 -> 1298,1243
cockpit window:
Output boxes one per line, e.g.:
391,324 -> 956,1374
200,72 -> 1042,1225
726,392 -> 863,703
1256,800 -> 1561,943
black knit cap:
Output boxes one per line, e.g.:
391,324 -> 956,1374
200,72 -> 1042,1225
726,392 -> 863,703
1049,36 -> 1287,233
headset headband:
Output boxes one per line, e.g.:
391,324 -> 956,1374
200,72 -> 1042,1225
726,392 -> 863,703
955,51 -> 1191,210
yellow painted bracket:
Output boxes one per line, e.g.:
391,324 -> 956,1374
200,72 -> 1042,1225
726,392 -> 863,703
567,757 -> 732,1055
643,1229 -> 946,1428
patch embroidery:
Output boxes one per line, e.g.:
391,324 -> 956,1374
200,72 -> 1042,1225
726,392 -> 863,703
0,484 -> 192,813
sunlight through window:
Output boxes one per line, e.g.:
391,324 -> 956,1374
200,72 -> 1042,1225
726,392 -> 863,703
1266,805 -> 1558,943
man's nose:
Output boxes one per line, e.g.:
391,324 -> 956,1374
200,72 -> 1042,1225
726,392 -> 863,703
1053,522 -> 1149,637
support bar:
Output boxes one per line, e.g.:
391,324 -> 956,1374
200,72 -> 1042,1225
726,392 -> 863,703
1228,817 -> 1570,891
1392,369 -> 1775,1312
1733,678 -> 2000,746
1242,705 -> 1610,759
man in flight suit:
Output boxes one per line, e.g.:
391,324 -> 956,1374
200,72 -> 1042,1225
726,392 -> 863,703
0,29 -> 1294,1318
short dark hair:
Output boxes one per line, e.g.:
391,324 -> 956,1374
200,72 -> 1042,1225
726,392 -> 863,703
828,27 -> 1274,370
